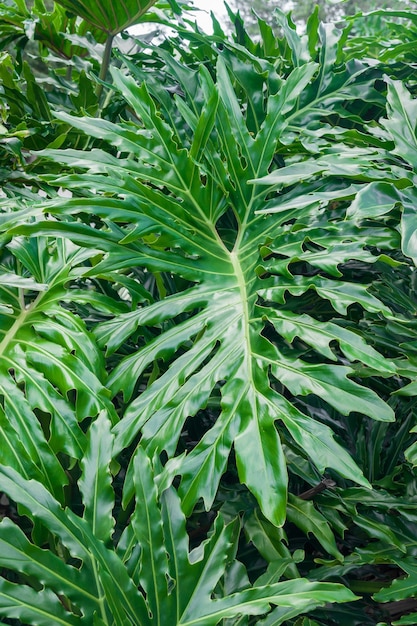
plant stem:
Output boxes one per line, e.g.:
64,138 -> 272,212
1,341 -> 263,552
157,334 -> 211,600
96,33 -> 114,100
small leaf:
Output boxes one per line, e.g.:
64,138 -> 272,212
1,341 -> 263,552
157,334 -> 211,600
354,515 -> 406,553
392,612 -> 417,626
179,579 -> 357,626
385,78 -> 417,172
374,557 -> 417,602
0,272 -> 47,290
399,186 -> 417,266
79,411 -> 115,542
0,380 -> 68,502
287,495 -> 343,560
0,466 -> 89,560
346,181 -> 401,221
131,448 -> 171,623
405,439 -> 417,466
0,579 -> 82,626
0,518 -> 98,617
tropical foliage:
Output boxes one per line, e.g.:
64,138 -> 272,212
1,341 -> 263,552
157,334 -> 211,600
228,0 -> 412,34
1,1 -> 417,624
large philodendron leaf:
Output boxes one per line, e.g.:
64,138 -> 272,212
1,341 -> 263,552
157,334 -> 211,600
11,23 -> 402,526
0,236 -> 117,495
53,0 -> 177,35
383,78 -> 417,173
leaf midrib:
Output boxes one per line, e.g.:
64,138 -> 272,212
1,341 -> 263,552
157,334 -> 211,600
229,250 -> 254,382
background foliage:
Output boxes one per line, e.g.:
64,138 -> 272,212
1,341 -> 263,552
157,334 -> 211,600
227,0 -> 412,35
1,1 -> 417,624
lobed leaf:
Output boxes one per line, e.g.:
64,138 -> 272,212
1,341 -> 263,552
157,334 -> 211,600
0,579 -> 82,626
4,11 -> 406,536
373,557 -> 417,603
79,411 -> 115,542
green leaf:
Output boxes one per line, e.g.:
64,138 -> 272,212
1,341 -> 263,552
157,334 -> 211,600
0,237 -> 110,461
68,515 -> 151,625
131,448 -> 172,623
0,579 -> 82,626
274,8 -> 311,66
384,78 -> 417,172
130,449 -> 343,626
287,495 -> 343,560
6,20 -> 403,531
374,557 -> 417,602
0,517 -> 99,617
79,411 -> 115,542
2,13 -> 413,626
12,358 -> 86,460
0,272 -> 47,290
179,579 -> 357,626
0,403 -> 40,481
53,0 -> 159,35
272,398 -> 372,488
0,465 -> 152,625
346,181 -> 401,221
244,510 -> 300,579
0,465 -> 90,560
405,438 -> 417,466
398,186 -> 417,266
0,378 -> 68,502
392,613 -> 417,626
353,514 -> 406,552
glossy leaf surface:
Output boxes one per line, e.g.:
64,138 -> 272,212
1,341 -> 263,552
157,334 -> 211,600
0,448 -> 356,625
21,29 -> 404,525
53,0 -> 159,34
2,6 -> 417,625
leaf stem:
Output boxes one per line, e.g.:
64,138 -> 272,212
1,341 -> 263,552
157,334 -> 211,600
92,557 -> 111,625
0,295 -> 40,359
298,478 -> 336,500
96,34 -> 114,100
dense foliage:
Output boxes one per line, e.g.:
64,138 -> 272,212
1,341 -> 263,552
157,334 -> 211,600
1,1 -> 417,624
228,0 -> 412,33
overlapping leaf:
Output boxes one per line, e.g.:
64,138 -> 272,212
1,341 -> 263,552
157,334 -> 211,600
0,413 -> 150,626
0,438 -> 356,625
0,236 -> 116,478
374,557 -> 417,604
